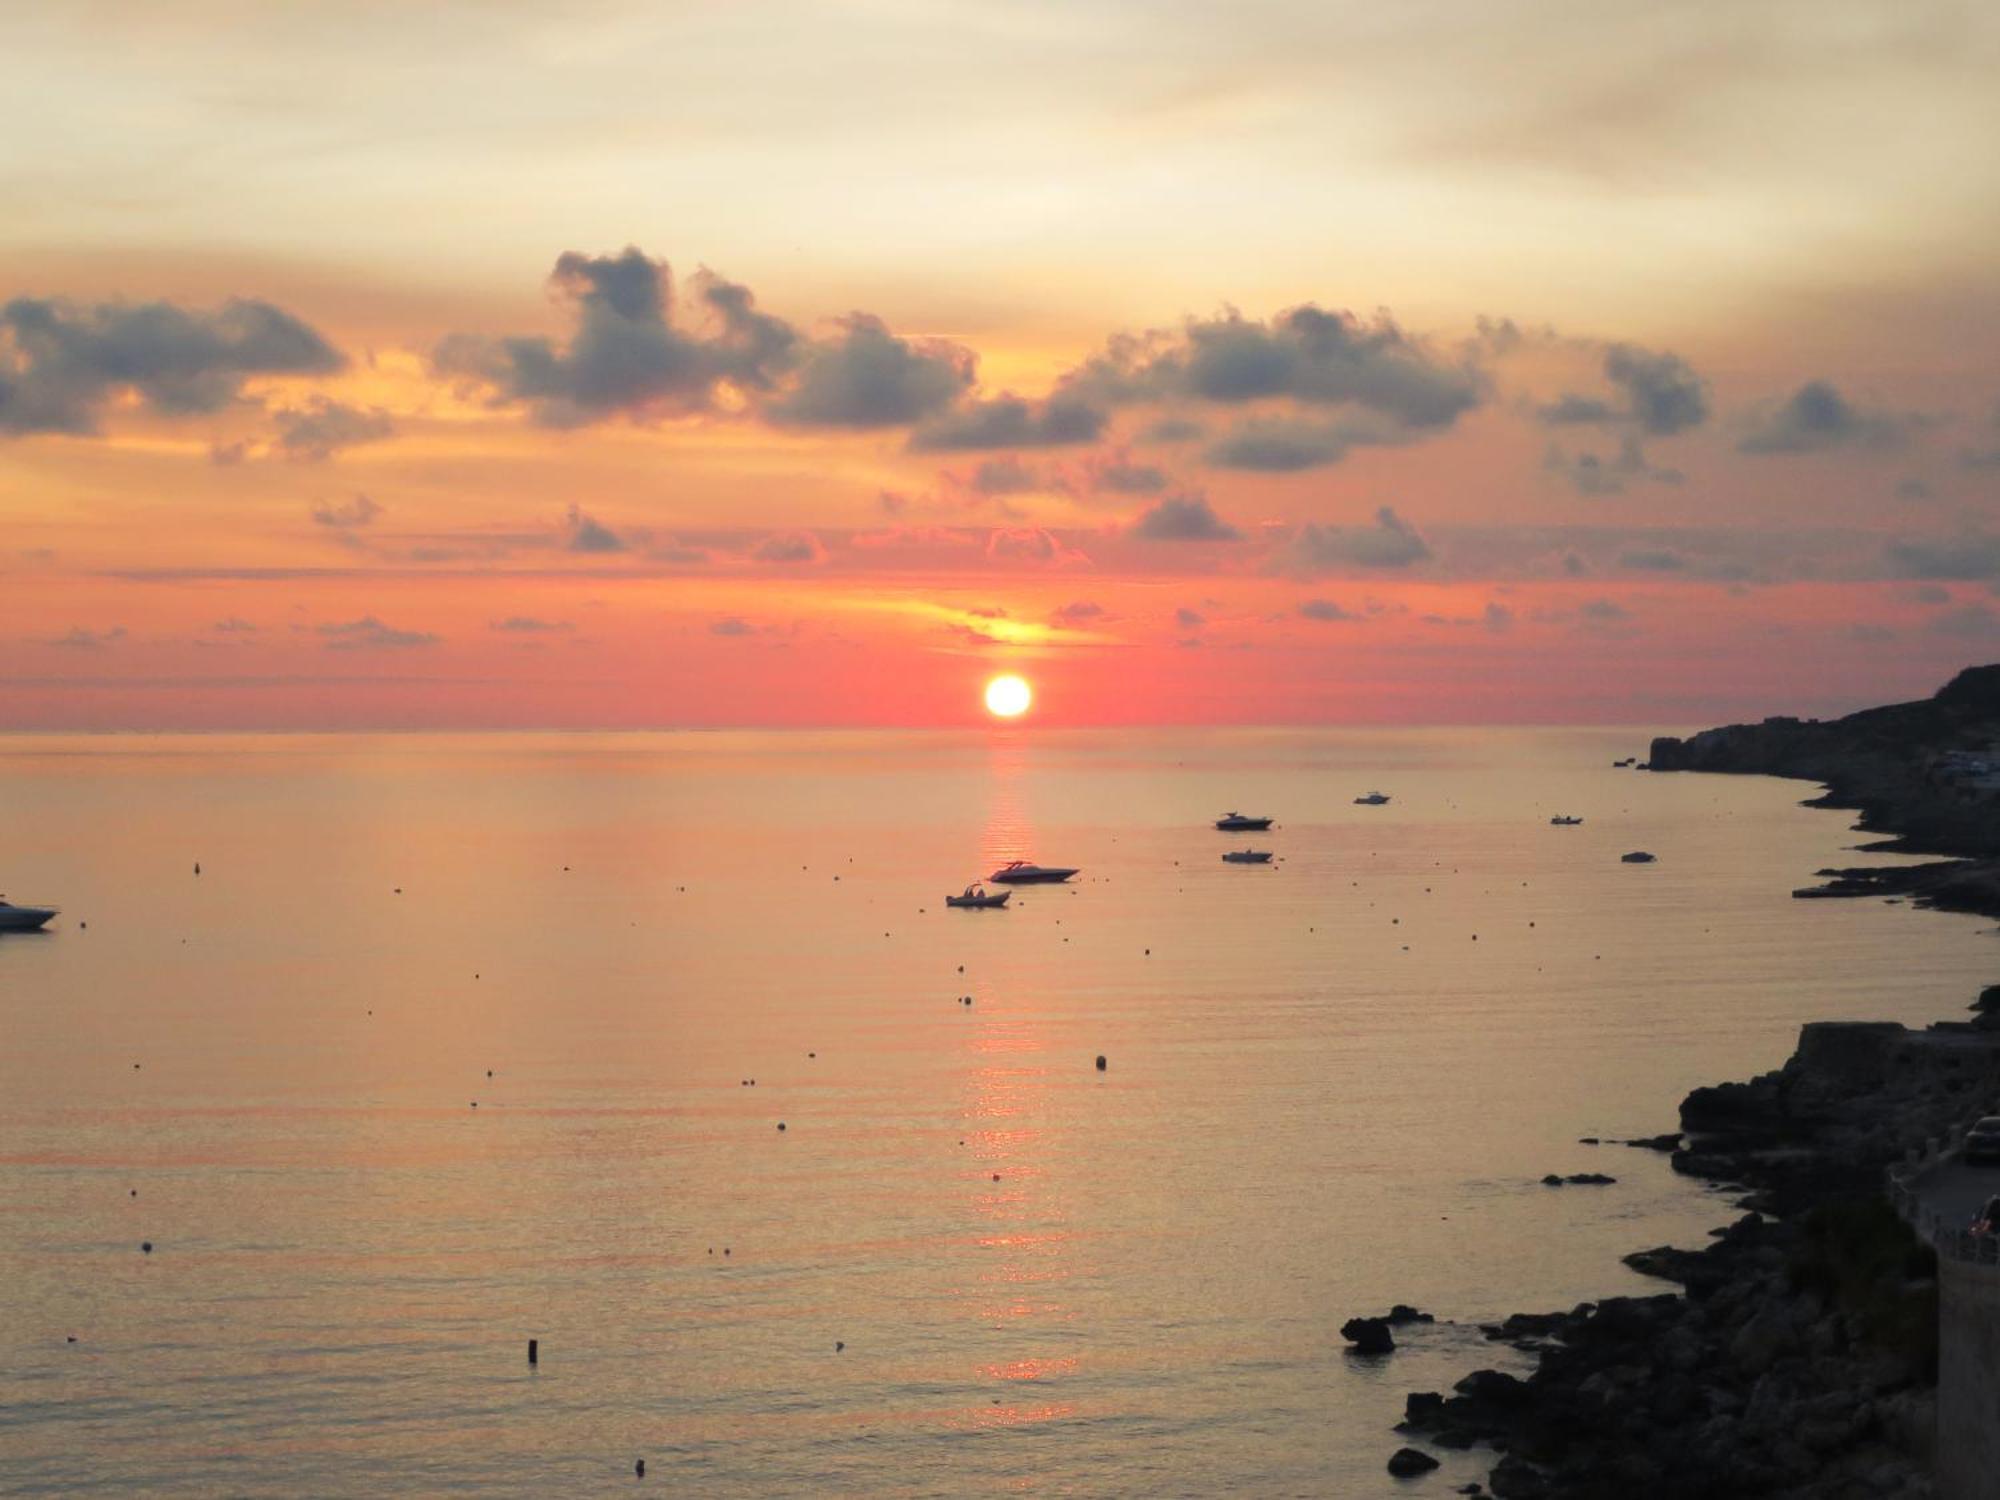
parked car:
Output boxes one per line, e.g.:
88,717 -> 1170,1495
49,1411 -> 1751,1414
1963,1116 -> 2000,1167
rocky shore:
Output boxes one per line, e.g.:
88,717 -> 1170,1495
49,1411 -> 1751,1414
1393,667 -> 2000,1497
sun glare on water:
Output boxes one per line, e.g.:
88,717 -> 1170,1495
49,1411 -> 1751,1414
984,674 -> 1032,719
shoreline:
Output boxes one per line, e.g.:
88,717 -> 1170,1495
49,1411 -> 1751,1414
1394,668 -> 2000,1499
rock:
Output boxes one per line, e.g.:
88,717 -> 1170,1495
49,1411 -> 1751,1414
1386,1304 -> 1435,1325
1541,1173 -> 1565,1186
1403,1391 -> 1444,1425
1452,1368 -> 1530,1407
1342,1316 -> 1395,1354
1565,1172 -> 1617,1185
1386,1447 -> 1440,1477
1487,1455 -> 1550,1497
1625,1132 -> 1683,1151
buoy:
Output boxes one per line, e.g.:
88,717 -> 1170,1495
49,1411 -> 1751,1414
636,1459 -> 646,1478
777,1122 -> 786,1132
835,1341 -> 844,1351
1095,1055 -> 1107,1071
193,863 -> 200,876
528,1338 -> 538,1365
141,1242 -> 152,1253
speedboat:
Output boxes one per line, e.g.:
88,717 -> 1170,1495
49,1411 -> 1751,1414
1354,792 -> 1390,806
1550,815 -> 1584,826
946,885 -> 1012,909
0,898 -> 57,932
1221,850 -> 1272,864
988,861 -> 1079,885
1620,851 -> 1657,864
1214,811 -> 1273,831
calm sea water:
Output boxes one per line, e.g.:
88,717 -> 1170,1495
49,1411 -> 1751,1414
1,727 -> 1992,1497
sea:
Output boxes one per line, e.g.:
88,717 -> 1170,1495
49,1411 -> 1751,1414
0,726 -> 1992,1497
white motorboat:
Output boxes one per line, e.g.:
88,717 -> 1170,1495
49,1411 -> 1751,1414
1354,791 -> 1390,806
1214,811 -> 1273,831
988,860 -> 1079,885
0,898 -> 57,932
1221,849 -> 1273,864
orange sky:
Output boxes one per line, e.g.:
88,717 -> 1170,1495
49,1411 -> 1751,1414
2,1 -> 1997,728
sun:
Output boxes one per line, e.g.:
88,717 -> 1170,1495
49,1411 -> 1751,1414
984,673 -> 1033,719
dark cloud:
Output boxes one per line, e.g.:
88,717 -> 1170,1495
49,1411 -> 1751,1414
1275,506 -> 1431,572
1086,455 -> 1169,494
491,616 -> 572,632
208,440 -> 248,466
1050,600 -> 1106,625
751,531 -> 824,563
1205,417 -> 1388,472
435,248 -> 796,426
1141,417 -> 1205,443
1579,598 -> 1629,621
1603,345 -> 1708,435
710,616 -> 754,636
0,295 -> 341,436
46,625 -> 127,649
317,616 -> 438,650
965,456 -> 1040,495
1483,600 -> 1515,633
1298,598 -> 1357,621
212,617 -> 259,633
1538,394 -> 1618,425
1884,531 -> 2000,579
310,492 -> 383,529
565,505 -> 625,553
909,393 -> 1104,451
1175,606 -> 1206,628
1739,380 -> 1912,454
1544,435 -> 1683,495
1617,548 -> 1688,571
1930,603 -> 2000,638
768,313 -> 972,429
273,397 -> 394,461
1963,407 -> 2000,469
1897,478 -> 1935,499
1131,494 -> 1243,542
1064,306 -> 1481,432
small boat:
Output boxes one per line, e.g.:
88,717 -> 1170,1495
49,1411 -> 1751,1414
1620,851 -> 1657,864
946,885 -> 1012,909
1221,850 -> 1272,864
988,861 -> 1079,885
1214,811 -> 1273,832
1354,792 -> 1390,806
0,898 -> 57,932
1550,815 -> 1584,826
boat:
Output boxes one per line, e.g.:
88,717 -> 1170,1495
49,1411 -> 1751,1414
1550,815 -> 1584,826
988,861 -> 1079,885
945,885 -> 1012,909
1214,811 -> 1273,831
1620,851 -> 1657,864
0,898 -> 57,932
1221,850 -> 1272,864
1354,791 -> 1390,806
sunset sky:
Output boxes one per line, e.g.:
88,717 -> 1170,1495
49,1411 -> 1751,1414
4,0 -> 1999,728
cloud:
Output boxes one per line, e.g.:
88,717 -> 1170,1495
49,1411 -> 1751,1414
965,456 -> 1040,495
1131,493 -> 1243,541
909,393 -> 1104,451
1544,435 -> 1683,495
1275,506 -> 1431,572
212,617 -> 259,633
46,625 -> 126,649
1204,416 -> 1394,471
767,313 -> 972,428
1141,417 -> 1205,443
1064,305 -> 1481,431
1085,455 -> 1169,494
1930,603 -> 2000,638
0,295 -> 342,436
1579,598 -> 1629,621
565,505 -> 625,553
316,616 -> 437,650
1739,380 -> 1912,454
1884,531 -> 2000,579
1175,606 -> 1206,628
1537,344 -> 1707,437
272,397 -> 394,461
710,616 -> 754,636
1298,598 -> 1357,621
435,247 -> 796,426
1050,599 -> 1106,625
1483,600 -> 1515,632
310,492 -> 383,529
751,531 -> 824,563
1962,405 -> 2000,469
491,616 -> 572,632
985,527 -> 1087,565
1617,548 -> 1688,571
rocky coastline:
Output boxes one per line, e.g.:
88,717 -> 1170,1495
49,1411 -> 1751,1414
1391,667 -> 2000,1498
